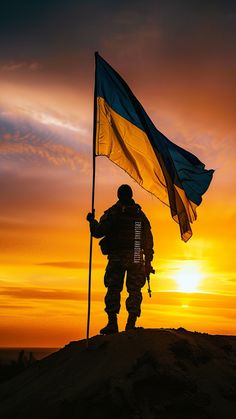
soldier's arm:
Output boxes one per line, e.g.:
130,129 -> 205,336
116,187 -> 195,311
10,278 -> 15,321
89,211 -> 112,239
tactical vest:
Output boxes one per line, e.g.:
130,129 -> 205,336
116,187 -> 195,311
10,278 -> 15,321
108,204 -> 145,263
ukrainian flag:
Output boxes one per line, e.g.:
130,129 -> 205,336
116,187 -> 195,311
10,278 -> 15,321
95,53 -> 214,241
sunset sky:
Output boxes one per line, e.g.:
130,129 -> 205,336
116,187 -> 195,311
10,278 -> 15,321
0,0 -> 235,347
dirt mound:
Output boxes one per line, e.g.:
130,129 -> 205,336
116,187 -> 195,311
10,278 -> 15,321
0,328 -> 236,418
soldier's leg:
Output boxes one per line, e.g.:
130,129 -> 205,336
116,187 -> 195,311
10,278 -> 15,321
100,261 -> 125,334
104,260 -> 125,314
126,263 -> 146,318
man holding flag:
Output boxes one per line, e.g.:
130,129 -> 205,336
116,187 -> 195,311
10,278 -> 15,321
87,184 -> 154,334
86,53 -> 214,341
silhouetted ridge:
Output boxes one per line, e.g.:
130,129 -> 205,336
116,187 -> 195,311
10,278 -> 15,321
0,328 -> 236,419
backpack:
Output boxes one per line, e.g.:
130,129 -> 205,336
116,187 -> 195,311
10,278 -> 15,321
99,237 -> 110,255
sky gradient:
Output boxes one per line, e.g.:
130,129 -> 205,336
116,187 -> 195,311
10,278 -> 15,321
0,0 -> 236,347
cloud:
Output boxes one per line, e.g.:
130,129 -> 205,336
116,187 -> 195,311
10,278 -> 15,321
0,286 -> 103,301
0,111 -> 89,171
1,286 -> 236,311
0,304 -> 33,310
37,261 -> 104,269
0,61 -> 42,72
21,107 -> 87,134
150,291 -> 236,310
0,136 -> 88,170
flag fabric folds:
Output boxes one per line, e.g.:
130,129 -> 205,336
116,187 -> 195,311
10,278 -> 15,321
94,53 -> 214,241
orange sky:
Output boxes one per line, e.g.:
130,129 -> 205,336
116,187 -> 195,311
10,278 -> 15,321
0,1 -> 235,347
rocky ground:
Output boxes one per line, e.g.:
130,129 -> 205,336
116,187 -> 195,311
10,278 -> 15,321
0,328 -> 236,419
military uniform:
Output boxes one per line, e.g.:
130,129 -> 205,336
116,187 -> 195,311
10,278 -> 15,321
89,199 -> 154,320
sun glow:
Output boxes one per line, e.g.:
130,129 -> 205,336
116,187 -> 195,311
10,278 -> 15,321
174,262 -> 203,293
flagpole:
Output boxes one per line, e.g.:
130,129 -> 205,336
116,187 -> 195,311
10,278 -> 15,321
86,52 -> 98,348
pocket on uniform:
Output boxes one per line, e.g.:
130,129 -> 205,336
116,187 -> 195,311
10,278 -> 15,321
104,262 -> 115,287
137,263 -> 147,288
104,261 -> 124,288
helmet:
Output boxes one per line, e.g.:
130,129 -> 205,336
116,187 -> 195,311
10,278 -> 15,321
117,184 -> 133,204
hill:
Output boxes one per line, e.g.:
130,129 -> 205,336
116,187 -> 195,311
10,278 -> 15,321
0,328 -> 236,418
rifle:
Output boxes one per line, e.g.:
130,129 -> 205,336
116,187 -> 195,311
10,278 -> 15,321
147,266 -> 155,298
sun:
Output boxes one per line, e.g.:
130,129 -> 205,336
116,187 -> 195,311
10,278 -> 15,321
174,262 -> 203,293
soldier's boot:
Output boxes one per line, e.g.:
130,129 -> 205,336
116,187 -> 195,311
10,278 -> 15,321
125,313 -> 137,331
100,313 -> 118,335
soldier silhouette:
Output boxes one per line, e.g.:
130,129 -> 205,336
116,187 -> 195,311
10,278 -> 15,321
87,184 -> 154,334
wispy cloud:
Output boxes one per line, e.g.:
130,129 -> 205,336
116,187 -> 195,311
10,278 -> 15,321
0,106 -> 90,171
0,286 -> 103,301
0,61 -> 42,72
0,136 -> 88,170
37,261 -> 104,269
22,108 -> 87,134
1,286 -> 236,311
0,304 -> 33,310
